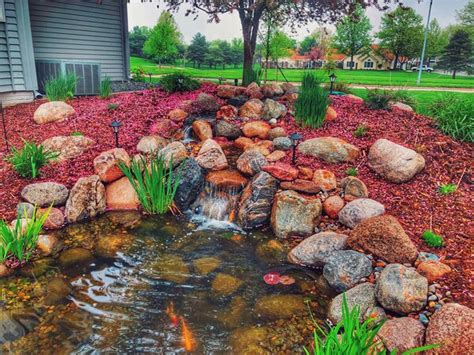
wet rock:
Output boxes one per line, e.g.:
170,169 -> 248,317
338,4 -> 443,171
212,273 -> 243,296
174,158 -> 205,211
167,108 -> 189,122
65,175 -> 106,223
325,106 -> 337,121
160,141 -> 188,169
206,169 -> 248,191
338,198 -> 385,228
298,137 -> 360,163
42,135 -> 94,161
36,234 -> 58,256
262,99 -> 287,120
323,250 -> 372,292
195,93 -> 220,112
105,177 -> 140,210
236,150 -> 268,176
255,295 -> 306,320
21,182 -> 69,207
377,317 -> 425,353
261,83 -> 284,97
17,202 -> 35,218
192,120 -> 213,141
242,120 -> 271,139
288,231 -> 348,267
215,120 -> 241,139
271,190 -> 322,238
425,303 -> 474,355
272,137 -> 292,151
312,169 -> 337,191
341,176 -> 369,200
39,207 -> 64,229
216,104 -> 238,120
376,264 -> 428,314
328,282 -> 376,324
95,233 -> 134,258
349,215 -> 419,264
59,248 -> 94,268
239,99 -> 264,119
217,296 -> 247,329
149,254 -> 189,284
33,101 -> 75,124
93,148 -> 130,183
44,277 -> 73,305
268,127 -> 286,139
263,162 -> 298,181
136,135 -> 168,154
0,310 -> 40,344
230,326 -> 270,354
256,239 -> 286,264
368,139 -> 425,183
266,150 -> 286,162
416,261 -> 452,283
193,257 -> 221,275
323,195 -> 345,219
238,171 -> 279,229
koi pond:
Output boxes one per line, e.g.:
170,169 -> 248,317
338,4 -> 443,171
1,212 -> 334,353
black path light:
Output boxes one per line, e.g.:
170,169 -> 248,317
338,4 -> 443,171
329,73 -> 337,95
0,101 -> 9,152
148,72 -> 153,83
111,120 -> 122,148
289,132 -> 302,165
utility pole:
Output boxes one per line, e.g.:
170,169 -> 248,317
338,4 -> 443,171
417,0 -> 433,85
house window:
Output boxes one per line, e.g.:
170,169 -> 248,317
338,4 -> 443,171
346,61 -> 355,68
364,59 -> 374,69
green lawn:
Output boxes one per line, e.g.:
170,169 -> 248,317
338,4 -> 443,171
131,56 -> 474,88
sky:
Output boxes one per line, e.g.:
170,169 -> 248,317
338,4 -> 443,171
127,0 -> 469,43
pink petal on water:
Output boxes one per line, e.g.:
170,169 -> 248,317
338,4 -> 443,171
263,272 -> 281,285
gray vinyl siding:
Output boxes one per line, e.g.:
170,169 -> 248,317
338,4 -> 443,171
28,0 -> 128,81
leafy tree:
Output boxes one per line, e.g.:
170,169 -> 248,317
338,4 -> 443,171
300,34 -> 317,55
426,19 -> 449,65
204,41 -> 222,68
438,29 -> 473,79
456,0 -> 474,38
143,11 -> 182,65
377,6 -> 424,69
188,33 -> 209,68
333,4 -> 372,70
129,26 -> 151,57
217,40 -> 233,69
230,38 -> 244,68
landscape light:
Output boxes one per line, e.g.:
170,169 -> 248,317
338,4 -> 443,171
289,132 -> 302,165
111,120 -> 122,148
329,73 -> 337,95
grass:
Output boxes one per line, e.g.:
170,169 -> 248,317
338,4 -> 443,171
346,168 -> 358,176
294,73 -> 329,128
44,74 -> 77,101
438,184 -> 457,195
422,230 -> 445,248
131,56 -> 474,88
99,76 -> 112,98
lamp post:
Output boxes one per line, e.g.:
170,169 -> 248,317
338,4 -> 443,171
417,0 -> 434,85
0,101 -> 9,152
111,120 -> 122,148
148,72 -> 153,83
289,132 -> 302,165
329,73 -> 337,95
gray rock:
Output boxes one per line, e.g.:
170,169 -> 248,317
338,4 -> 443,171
262,98 -> 287,120
298,137 -> 360,163
338,198 -> 385,228
287,232 -> 348,267
364,306 -> 386,323
65,175 -> 106,223
16,202 -> 35,218
215,120 -> 242,139
376,264 -> 428,314
328,282 -> 376,324
174,158 -> 205,211
273,137 -> 292,151
417,252 -> 439,263
21,182 -> 69,207
323,250 -> 373,292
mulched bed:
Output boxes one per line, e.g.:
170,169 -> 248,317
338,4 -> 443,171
0,84 -> 472,308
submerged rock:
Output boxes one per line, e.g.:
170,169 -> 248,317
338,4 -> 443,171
217,296 -> 248,329
193,257 -> 221,275
0,309 -> 40,345
230,326 -> 270,354
255,295 -> 306,320
328,282 -> 376,324
95,233 -> 134,258
58,248 -> 94,268
44,277 -> 73,305
174,158 -> 205,211
256,239 -> 287,264
212,273 -> 243,296
19,258 -> 55,277
149,254 -> 189,284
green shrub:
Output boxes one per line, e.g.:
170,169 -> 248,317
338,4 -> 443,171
159,73 -> 201,93
108,103 -> 119,111
422,230 -> 445,248
295,73 -> 330,128
324,81 -> 352,94
438,183 -> 457,195
365,89 -> 392,110
0,206 -> 51,263
132,67 -> 146,82
99,76 -> 112,98
5,140 -> 58,179
390,89 -> 417,109
119,155 -> 180,214
353,124 -> 369,138
44,74 -> 77,101
346,167 -> 358,176
427,94 -> 474,142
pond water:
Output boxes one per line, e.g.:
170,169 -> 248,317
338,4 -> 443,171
1,212 -> 334,353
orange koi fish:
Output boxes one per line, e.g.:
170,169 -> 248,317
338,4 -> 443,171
165,302 -> 179,327
181,317 -> 197,352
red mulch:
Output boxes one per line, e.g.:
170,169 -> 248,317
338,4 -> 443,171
0,85 -> 472,308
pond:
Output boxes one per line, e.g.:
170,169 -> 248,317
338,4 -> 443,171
1,212 -> 334,353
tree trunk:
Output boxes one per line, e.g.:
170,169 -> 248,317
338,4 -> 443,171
240,5 -> 264,86
452,70 -> 456,79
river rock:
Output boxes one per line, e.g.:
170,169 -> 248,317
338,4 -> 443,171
193,257 -> 221,275
136,135 -> 168,154
160,141 -> 188,168
216,104 -> 238,120
268,127 -> 286,139
234,136 -> 254,150
328,282 -> 376,324
167,108 -> 189,122
312,169 -> 337,191
105,177 -> 140,210
215,120 -> 241,139
93,148 -> 130,183
212,273 -> 243,296
325,106 -> 337,121
298,137 -> 360,163
239,99 -> 264,119
376,264 -> 428,314
263,162 -> 298,181
206,170 -> 248,191
196,139 -> 228,171
368,139 -> 425,183
44,277 -> 73,305
192,120 -> 213,141
255,295 -> 306,320
195,93 -> 220,112
271,190 -> 322,238
280,179 -> 320,194
255,239 -> 286,264
17,202 -> 35,218
36,234 -> 58,256
425,303 -> 474,355
59,248 -> 94,268
95,233 -> 134,258
149,254 -> 189,284
349,215 -> 419,264
0,310 -> 40,344
323,250 -> 373,292
39,207 -> 64,229
266,150 -> 286,162
19,258 -> 55,277
262,99 -> 287,120
21,182 -> 69,207
272,136 -> 292,150
42,135 -> 94,161
238,171 -> 279,229
288,231 -> 348,266
261,83 -> 284,97
416,261 -> 452,283
338,198 -> 385,228
65,175 -> 106,223
341,176 -> 369,200
323,195 -> 345,219
174,158 -> 204,211
230,326 -> 270,354
236,150 -> 268,176
33,101 -> 75,124
242,120 -> 271,139
377,317 -> 425,353
152,119 -> 179,139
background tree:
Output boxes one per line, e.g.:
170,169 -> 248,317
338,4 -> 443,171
425,19 -> 449,65
377,6 -> 424,69
204,41 -> 222,68
456,0 -> 474,38
438,29 -> 473,79
188,33 -> 209,68
143,11 -> 182,65
217,40 -> 233,69
333,4 -> 372,70
129,26 -> 151,57
299,34 -> 317,55
230,38 -> 244,68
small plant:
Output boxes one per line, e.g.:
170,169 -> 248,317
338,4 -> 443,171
294,72 -> 330,129
346,167 -> 358,176
132,66 -> 146,82
119,154 -> 181,214
44,74 -> 77,101
159,73 -> 201,93
71,131 -> 83,137
365,89 -> 392,110
438,183 -> 457,195
5,140 -> 58,178
108,103 -> 119,111
353,124 -> 369,138
99,76 -> 112,98
422,230 -> 445,248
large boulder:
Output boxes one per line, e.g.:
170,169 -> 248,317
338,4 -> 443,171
262,99 -> 287,120
236,150 -> 268,176
196,139 -> 228,171
323,250 -> 373,292
377,317 -> 425,354
328,283 -> 376,324
21,182 -> 69,207
338,198 -> 385,228
42,135 -> 94,161
242,120 -> 271,139
262,163 -> 299,181
425,303 -> 474,355
261,83 -> 284,97
215,120 -> 241,139
271,190 -> 322,238
33,101 -> 75,124
288,231 -> 348,267
368,139 -> 425,183
160,141 -> 188,168
93,148 -> 130,183
239,99 -> 264,119
298,137 -> 360,163
375,264 -> 428,314
195,93 -> 220,112
105,177 -> 140,210
192,120 -> 213,141
65,175 -> 106,223
136,135 -> 168,154
349,215 -> 419,264
174,158 -> 204,211
238,171 -> 279,229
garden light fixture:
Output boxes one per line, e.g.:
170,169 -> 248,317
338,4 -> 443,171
0,101 -> 9,152
289,132 -> 302,165
148,72 -> 153,83
111,120 -> 122,148
234,78 -> 239,86
329,73 -> 337,95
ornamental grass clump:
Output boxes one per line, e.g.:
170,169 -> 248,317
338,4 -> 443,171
99,76 -> 113,98
365,89 -> 392,110
5,140 -> 58,178
44,74 -> 77,101
295,72 -> 330,129
159,73 -> 200,93
119,155 -> 180,214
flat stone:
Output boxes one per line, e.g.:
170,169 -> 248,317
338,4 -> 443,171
136,135 -> 168,154
377,317 -> 425,353
266,150 -> 286,162
93,148 -> 130,183
280,179 -> 320,194
42,135 -> 94,161
298,137 -> 360,163
21,182 -> 69,207
312,169 -> 337,191
255,295 -> 306,320
236,150 -> 268,176
263,162 -> 298,181
338,198 -> 385,228
206,170 -> 248,191
105,177 -> 140,210
328,282 -> 376,324
33,101 -> 75,124
212,273 -> 243,296
65,175 -> 106,223
149,254 -> 189,284
196,139 -> 228,171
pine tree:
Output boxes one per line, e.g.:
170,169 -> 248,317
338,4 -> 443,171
439,29 -> 473,79
188,33 -> 209,68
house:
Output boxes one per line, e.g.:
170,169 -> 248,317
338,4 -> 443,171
0,0 -> 129,106
341,45 -> 408,70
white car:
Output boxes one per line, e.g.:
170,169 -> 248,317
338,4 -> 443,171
411,65 -> 433,72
